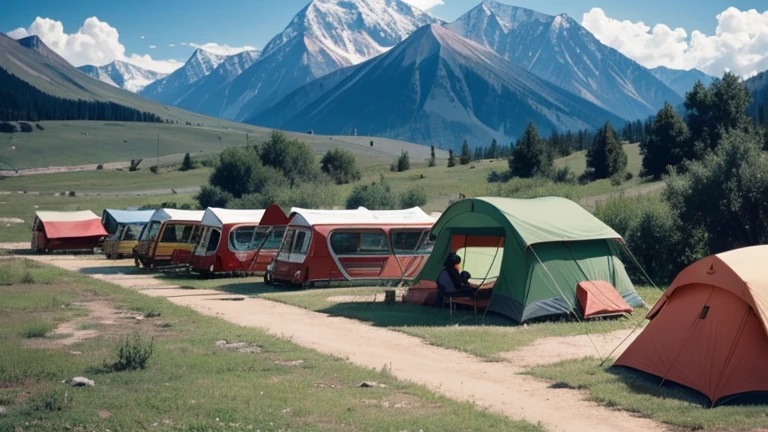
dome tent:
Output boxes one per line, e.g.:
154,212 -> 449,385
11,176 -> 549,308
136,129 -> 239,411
411,197 -> 643,322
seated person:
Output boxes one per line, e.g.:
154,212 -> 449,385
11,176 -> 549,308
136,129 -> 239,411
434,253 -> 477,306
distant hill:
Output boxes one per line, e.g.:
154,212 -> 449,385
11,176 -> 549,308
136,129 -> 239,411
254,24 -> 624,149
650,66 -> 716,97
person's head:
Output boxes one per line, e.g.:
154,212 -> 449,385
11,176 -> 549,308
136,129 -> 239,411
443,252 -> 461,268
460,270 -> 471,282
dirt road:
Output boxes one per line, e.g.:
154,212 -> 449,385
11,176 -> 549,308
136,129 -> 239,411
19,253 -> 666,432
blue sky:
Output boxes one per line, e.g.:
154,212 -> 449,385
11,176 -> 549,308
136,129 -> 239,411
3,0 -> 767,76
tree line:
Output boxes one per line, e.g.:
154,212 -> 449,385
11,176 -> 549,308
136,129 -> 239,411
0,67 -> 163,123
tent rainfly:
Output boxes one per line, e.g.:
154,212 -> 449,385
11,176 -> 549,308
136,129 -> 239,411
410,197 -> 644,322
101,209 -> 154,234
32,210 -> 107,252
616,245 -> 768,406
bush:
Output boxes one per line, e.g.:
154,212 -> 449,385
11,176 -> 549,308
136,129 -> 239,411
447,150 -> 456,168
550,167 -> 577,184
199,157 -> 216,168
180,152 -> 195,171
610,172 -> 625,186
0,122 -> 17,133
35,123 -> 44,130
487,169 -> 510,183
489,177 -> 576,200
230,177 -> 340,211
321,148 -> 361,184
18,122 -> 33,133
196,185 -> 233,208
594,195 -> 706,284
209,147 -> 288,198
259,131 -> 321,187
111,333 -> 154,371
399,186 -> 428,208
346,179 -> 396,209
149,165 -> 158,174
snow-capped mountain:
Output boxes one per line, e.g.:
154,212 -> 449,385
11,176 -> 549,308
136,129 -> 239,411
253,24 -> 624,149
444,1 -> 681,121
218,0 -> 440,121
170,50 -> 261,117
78,61 -> 168,93
650,66 -> 716,97
140,49 -> 228,105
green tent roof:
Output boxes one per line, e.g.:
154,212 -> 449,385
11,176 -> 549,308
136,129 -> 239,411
433,197 -> 623,247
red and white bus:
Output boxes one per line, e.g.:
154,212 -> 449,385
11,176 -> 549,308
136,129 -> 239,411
191,205 -> 289,276
266,207 -> 436,287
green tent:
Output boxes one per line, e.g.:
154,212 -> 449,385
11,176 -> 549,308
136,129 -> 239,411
413,197 -> 644,322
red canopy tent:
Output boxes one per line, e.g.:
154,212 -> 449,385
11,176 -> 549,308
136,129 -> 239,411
32,210 -> 107,252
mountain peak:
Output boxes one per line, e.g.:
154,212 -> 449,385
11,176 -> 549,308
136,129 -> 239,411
262,0 -> 439,65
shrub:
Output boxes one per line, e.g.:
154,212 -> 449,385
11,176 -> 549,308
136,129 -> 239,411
550,167 -> 577,184
399,187 -> 428,208
35,123 -> 44,131
346,179 -> 396,209
111,333 -> 154,371
447,150 -> 456,168
18,122 -> 33,133
149,165 -> 158,174
19,322 -> 53,338
487,169 -> 509,183
0,122 -> 17,133
610,172 -> 625,186
259,131 -> 321,187
199,157 -> 216,168
196,185 -> 233,208
321,148 -> 361,184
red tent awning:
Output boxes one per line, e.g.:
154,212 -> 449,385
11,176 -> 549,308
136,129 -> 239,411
577,280 -> 633,318
43,219 -> 107,239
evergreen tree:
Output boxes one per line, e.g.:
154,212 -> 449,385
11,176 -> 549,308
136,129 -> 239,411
447,150 -> 456,168
473,146 -> 483,161
488,139 -> 498,159
586,121 -> 627,179
508,122 -> 553,178
459,140 -> 471,165
396,150 -> 410,172
641,102 -> 691,178
428,145 -> 436,167
180,152 -> 195,171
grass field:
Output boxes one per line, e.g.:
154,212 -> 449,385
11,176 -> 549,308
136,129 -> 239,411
158,274 -> 664,361
0,258 -> 541,431
0,142 -> 660,242
527,359 -> 768,431
0,121 -> 444,170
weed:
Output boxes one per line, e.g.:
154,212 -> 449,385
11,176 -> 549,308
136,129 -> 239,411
143,310 -> 161,318
19,322 -> 53,338
111,333 -> 154,371
27,389 -> 67,412
20,271 -> 35,284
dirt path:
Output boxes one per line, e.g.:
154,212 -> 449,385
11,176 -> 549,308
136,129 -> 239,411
20,253 -> 667,432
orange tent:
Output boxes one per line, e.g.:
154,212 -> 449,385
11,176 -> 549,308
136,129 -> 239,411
615,245 -> 768,406
577,280 -> 633,318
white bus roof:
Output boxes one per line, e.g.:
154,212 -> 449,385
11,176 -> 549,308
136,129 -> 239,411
289,207 -> 435,227
200,208 -> 266,228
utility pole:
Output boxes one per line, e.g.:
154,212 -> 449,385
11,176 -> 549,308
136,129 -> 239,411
156,134 -> 160,173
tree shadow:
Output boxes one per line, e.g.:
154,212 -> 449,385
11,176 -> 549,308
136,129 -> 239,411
317,301 -> 516,328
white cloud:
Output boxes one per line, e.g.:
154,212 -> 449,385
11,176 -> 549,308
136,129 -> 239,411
180,42 -> 188,46
168,44 -> 175,47
401,0 -> 443,11
7,16 -> 182,73
140,35 -> 145,39
582,7 -> 768,78
188,42 -> 257,55
148,45 -> 156,49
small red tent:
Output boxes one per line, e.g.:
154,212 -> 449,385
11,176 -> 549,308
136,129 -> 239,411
32,210 -> 107,252
615,245 -> 768,406
577,280 -> 633,318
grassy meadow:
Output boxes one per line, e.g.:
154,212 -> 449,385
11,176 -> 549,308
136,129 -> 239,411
0,141 -> 659,242
0,121 -> 443,170
0,258 -> 542,432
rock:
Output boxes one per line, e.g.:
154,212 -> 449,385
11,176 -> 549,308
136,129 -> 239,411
0,406 -> 7,416
70,376 -> 94,387
359,381 -> 386,388
69,351 -> 82,355
215,340 -> 228,347
275,360 -> 305,367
